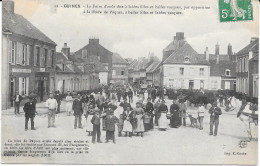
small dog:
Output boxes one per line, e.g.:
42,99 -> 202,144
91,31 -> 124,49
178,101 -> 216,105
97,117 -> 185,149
188,114 -> 198,128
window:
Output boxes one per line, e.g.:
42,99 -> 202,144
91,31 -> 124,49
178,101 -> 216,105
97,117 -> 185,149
51,50 -> 55,67
21,44 -> 27,65
121,71 -> 125,75
19,77 -> 29,96
44,48 -> 48,66
200,80 -> 204,88
112,70 -> 116,76
180,79 -> 184,89
184,56 -> 190,62
199,68 -> 204,76
35,46 -> 40,66
9,41 -> 16,64
62,64 -> 65,71
180,67 -> 184,75
225,81 -> 230,89
225,69 -> 231,76
169,79 -> 174,88
211,80 -> 218,90
243,58 -> 246,72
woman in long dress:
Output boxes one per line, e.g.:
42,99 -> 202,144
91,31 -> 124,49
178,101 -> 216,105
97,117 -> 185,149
158,100 -> 168,130
122,106 -> 134,137
170,99 -> 180,128
65,92 -> 73,116
85,103 -> 95,135
133,102 -> 145,136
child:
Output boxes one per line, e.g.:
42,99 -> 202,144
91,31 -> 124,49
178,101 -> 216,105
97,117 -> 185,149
117,114 -> 124,137
91,110 -> 102,143
85,103 -> 95,136
122,106 -> 133,137
197,102 -> 205,130
105,106 -> 119,143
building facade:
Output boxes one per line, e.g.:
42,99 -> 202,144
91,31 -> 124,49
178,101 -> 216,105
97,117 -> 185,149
236,37 -> 259,97
111,53 -> 128,84
2,0 -> 57,109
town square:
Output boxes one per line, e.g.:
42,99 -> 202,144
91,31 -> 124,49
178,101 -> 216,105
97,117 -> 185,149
1,0 -> 259,165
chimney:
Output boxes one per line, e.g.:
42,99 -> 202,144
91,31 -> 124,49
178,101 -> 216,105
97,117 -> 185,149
205,47 -> 209,62
250,37 -> 258,43
89,38 -> 99,45
215,43 -> 220,55
3,0 -> 15,14
61,43 -> 70,58
228,43 -> 232,55
174,32 -> 184,41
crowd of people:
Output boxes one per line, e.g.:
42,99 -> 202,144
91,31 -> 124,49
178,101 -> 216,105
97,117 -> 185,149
21,85 -> 258,143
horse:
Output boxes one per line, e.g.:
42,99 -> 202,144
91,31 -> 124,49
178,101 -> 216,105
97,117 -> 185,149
229,97 -> 258,141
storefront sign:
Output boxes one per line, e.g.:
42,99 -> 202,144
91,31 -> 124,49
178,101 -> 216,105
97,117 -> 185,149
12,68 -> 31,73
40,68 -> 46,72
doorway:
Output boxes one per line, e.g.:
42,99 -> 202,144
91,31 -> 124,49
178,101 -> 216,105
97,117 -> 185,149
38,80 -> 44,101
189,80 -> 194,90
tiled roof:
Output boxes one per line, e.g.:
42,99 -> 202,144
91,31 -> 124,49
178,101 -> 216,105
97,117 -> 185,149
163,42 -> 209,65
56,52 -> 69,63
56,64 -> 74,73
74,40 -> 113,63
237,38 -> 259,55
2,8 -> 56,45
210,61 -> 236,77
163,39 -> 185,52
112,53 -> 128,64
146,61 -> 161,73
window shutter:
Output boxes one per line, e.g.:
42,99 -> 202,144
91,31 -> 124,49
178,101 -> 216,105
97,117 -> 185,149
26,77 -> 29,96
16,42 -> 20,64
27,45 -> 30,65
48,50 -> 51,67
18,77 -> 23,96
8,41 -> 11,63
34,47 -> 36,66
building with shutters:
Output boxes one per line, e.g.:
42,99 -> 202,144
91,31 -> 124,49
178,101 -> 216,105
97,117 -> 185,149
236,37 -> 259,97
2,0 -> 57,109
111,53 -> 129,84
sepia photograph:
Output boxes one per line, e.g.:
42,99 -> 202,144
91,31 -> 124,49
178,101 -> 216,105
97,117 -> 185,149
1,0 -> 259,164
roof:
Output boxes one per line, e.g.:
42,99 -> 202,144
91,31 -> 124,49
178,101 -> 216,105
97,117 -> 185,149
128,57 -> 150,71
163,39 -> 185,52
237,38 -> 259,55
2,8 -> 56,45
163,42 -> 209,65
56,64 -> 74,73
56,52 -> 69,63
146,61 -> 161,73
74,40 -> 113,63
210,61 -> 236,77
112,53 -> 128,64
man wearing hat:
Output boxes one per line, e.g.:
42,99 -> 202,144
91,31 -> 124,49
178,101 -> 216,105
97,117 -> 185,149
209,101 -> 222,136
105,104 -> 118,143
72,94 -> 83,129
13,91 -> 23,114
23,96 -> 36,130
46,93 -> 58,128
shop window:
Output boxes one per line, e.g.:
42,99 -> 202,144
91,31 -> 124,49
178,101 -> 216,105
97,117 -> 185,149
19,77 -> 29,96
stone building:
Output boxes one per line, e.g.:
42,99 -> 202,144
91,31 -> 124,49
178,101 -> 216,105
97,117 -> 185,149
236,37 -> 259,97
111,53 -> 128,84
74,38 -> 113,85
2,0 -> 57,109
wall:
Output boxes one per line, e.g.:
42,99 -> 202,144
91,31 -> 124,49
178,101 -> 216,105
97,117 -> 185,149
99,72 -> 108,85
163,64 -> 210,89
2,34 -> 9,109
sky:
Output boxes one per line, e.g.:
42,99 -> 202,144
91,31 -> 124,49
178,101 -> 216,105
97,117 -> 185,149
14,0 -> 259,59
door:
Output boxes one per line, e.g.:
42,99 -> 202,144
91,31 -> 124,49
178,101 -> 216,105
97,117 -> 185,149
10,78 -> 15,107
189,80 -> 194,90
38,80 -> 44,101
62,80 -> 65,94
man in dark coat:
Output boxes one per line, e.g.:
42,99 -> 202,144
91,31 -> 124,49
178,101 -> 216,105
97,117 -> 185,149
145,98 -> 154,130
23,97 -> 36,130
151,88 -> 157,103
128,89 -> 133,103
54,91 -> 62,113
72,94 -> 83,129
209,102 -> 222,136
13,91 -> 23,114
116,88 -> 122,102
100,98 -> 110,130
105,105 -> 119,143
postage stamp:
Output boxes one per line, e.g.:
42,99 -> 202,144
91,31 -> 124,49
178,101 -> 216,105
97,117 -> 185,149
219,0 -> 253,22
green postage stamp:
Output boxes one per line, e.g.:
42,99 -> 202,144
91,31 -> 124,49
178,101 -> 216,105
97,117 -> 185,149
219,0 -> 253,22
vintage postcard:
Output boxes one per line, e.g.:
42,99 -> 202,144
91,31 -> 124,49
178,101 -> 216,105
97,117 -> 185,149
1,0 -> 259,165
